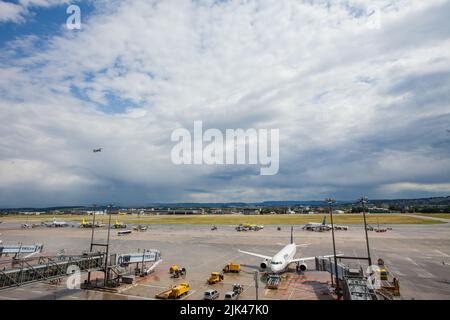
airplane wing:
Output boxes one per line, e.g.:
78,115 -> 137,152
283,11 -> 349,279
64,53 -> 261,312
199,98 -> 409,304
275,243 -> 310,247
290,257 -> 316,263
291,254 -> 344,263
238,250 -> 272,260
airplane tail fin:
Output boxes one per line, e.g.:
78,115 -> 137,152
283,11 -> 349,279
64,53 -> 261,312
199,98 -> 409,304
290,226 -> 294,244
322,215 -> 326,225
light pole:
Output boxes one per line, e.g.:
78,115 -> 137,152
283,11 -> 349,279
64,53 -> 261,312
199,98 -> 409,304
89,203 -> 97,251
87,203 -> 96,284
325,197 -> 340,296
104,204 -> 113,286
359,196 -> 372,266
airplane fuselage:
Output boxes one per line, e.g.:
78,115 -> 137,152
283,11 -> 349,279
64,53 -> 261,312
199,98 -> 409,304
269,243 -> 297,273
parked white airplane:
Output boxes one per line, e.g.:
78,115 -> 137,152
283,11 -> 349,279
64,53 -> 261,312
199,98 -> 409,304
302,215 -> 330,231
42,219 -> 69,228
239,227 -> 341,274
303,216 -> 348,232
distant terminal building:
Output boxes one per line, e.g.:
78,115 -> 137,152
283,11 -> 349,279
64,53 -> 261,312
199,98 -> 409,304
243,208 -> 261,215
86,210 -> 106,215
21,211 -> 44,216
152,208 -> 205,215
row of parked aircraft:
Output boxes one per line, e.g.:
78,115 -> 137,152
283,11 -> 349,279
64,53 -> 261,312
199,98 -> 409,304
22,218 -> 126,229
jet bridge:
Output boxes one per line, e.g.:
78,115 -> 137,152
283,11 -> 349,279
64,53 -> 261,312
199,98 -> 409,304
116,250 -> 161,266
0,243 -> 44,258
0,252 -> 106,290
315,256 -> 376,300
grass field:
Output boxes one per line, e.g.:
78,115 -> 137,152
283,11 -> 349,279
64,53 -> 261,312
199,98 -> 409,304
416,214 -> 450,220
1,214 -> 444,225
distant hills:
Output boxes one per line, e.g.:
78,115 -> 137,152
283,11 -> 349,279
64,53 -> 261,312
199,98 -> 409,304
370,196 -> 450,206
1,196 -> 449,211
143,200 -> 350,208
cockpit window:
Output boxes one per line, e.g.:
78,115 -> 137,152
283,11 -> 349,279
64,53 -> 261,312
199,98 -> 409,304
271,261 -> 282,265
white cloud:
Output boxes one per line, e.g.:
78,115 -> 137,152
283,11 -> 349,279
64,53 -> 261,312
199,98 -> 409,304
0,1 -> 25,23
1,0 -> 450,206
380,183 -> 450,194
0,0 -> 71,24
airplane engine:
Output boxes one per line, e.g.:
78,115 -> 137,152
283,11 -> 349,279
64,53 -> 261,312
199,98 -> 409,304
297,263 -> 307,272
260,261 -> 267,269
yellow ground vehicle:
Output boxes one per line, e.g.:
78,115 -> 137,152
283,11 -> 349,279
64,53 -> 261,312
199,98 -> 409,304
378,268 -> 388,280
80,217 -> 88,228
80,217 -> 104,228
382,278 -> 401,296
155,283 -> 190,299
375,258 -> 401,297
113,219 -> 126,229
207,272 -> 224,284
170,265 -> 180,274
171,267 -> 187,278
223,263 -> 240,273
377,258 -> 389,280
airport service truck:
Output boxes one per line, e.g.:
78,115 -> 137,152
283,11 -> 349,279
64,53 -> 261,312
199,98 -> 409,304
208,272 -> 224,284
156,283 -> 190,299
223,263 -> 240,273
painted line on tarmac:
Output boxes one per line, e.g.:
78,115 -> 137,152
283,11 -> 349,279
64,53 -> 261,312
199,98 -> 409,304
388,267 -> 406,277
138,283 -> 167,289
180,290 -> 196,300
406,257 -> 420,267
412,268 -> 435,279
287,288 -> 295,300
31,290 -> 44,294
0,295 -> 19,300
434,250 -> 450,258
111,292 -> 156,300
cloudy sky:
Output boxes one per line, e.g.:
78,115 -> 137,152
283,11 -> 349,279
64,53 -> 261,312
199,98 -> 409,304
0,0 -> 450,207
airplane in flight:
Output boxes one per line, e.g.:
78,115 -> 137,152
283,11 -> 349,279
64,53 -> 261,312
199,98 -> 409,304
302,215 -> 348,232
238,226 -> 341,274
93,148 -> 102,153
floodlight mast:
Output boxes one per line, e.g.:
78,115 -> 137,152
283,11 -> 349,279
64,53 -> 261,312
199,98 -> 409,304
359,196 -> 372,266
325,197 -> 340,296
